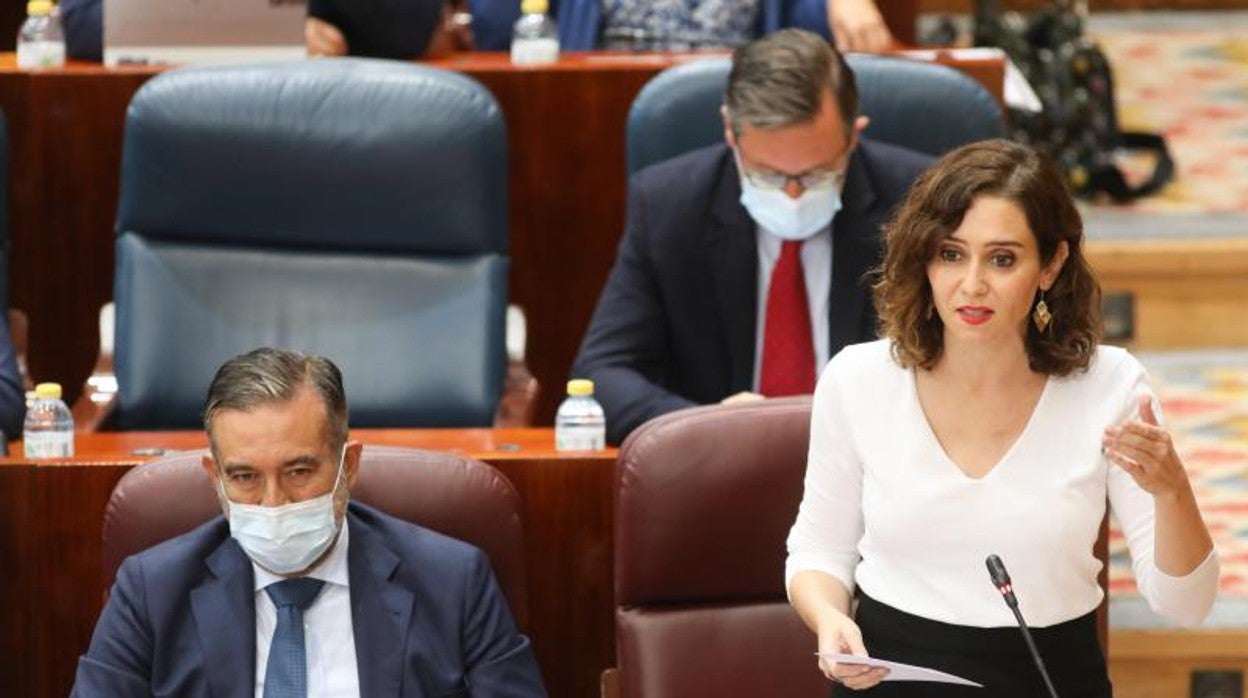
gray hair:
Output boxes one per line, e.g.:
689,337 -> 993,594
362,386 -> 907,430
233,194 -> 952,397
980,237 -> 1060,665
724,28 -> 858,136
203,347 -> 348,454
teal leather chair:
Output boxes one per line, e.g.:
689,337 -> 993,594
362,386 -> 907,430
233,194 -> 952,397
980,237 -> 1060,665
88,59 -> 511,430
626,53 -> 1004,174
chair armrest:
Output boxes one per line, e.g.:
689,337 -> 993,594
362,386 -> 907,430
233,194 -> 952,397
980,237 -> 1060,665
493,356 -> 539,427
600,668 -> 620,698
71,303 -> 116,432
493,304 -> 540,427
7,309 -> 32,392
72,371 -> 116,433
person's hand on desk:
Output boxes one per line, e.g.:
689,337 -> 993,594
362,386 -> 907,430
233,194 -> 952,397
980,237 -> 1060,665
827,0 -> 895,53
306,16 -> 348,57
816,608 -> 889,690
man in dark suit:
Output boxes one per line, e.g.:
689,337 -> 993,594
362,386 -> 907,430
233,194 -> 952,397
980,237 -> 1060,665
572,29 -> 931,444
72,348 -> 545,697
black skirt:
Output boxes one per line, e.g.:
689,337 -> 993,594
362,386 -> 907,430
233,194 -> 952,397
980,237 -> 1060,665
831,593 -> 1112,698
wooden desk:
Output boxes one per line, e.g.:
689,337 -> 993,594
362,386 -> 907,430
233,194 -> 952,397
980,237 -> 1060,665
0,52 -> 1001,426
0,429 -> 617,698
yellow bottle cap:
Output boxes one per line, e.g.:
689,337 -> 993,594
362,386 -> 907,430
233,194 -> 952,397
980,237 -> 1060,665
566,379 -> 594,396
27,0 -> 52,15
521,0 -> 548,15
35,382 -> 62,400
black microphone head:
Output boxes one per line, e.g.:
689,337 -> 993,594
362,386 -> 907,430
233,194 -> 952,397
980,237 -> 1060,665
986,554 -> 1012,587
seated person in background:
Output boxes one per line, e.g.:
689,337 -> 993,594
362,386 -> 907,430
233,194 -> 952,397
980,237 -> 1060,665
0,318 -> 24,441
306,0 -> 467,59
571,28 -> 930,444
469,0 -> 893,52
59,0 -> 459,62
72,348 -> 546,697
787,139 -> 1218,695
59,0 -> 103,61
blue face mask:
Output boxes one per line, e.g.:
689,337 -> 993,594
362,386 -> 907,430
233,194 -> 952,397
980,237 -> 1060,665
734,150 -> 844,241
222,446 -> 348,575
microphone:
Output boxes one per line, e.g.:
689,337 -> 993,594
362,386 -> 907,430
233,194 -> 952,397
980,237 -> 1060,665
986,554 -> 1059,698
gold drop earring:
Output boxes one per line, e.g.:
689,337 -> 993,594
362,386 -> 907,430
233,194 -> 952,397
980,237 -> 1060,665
1033,290 -> 1052,333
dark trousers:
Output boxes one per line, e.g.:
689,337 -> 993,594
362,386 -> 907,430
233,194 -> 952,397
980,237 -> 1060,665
831,593 -> 1112,697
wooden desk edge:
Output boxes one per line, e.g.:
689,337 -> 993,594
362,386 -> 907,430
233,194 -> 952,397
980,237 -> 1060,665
0,429 -> 617,466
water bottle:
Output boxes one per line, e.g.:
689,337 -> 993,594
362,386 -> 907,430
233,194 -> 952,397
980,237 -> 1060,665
555,379 -> 605,451
511,0 -> 559,65
16,0 -> 66,70
24,382 -> 74,458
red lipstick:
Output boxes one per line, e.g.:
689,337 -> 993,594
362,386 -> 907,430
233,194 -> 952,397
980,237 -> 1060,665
956,305 -> 993,326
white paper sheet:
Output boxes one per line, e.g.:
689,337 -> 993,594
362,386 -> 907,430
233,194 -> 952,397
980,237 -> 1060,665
816,653 -> 983,687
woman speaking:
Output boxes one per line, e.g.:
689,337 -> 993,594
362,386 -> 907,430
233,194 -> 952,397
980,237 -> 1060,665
785,139 -> 1218,696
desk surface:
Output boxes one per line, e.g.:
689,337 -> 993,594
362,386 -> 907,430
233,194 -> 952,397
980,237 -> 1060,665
1,427 -> 614,465
0,49 -> 1005,103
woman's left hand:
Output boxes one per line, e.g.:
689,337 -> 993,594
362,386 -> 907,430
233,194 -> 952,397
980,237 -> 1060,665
1102,395 -> 1190,498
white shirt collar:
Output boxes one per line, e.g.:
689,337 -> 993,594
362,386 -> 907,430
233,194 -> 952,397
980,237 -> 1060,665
251,517 -> 352,593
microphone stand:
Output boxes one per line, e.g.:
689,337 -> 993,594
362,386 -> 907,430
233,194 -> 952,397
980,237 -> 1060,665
986,555 -> 1060,698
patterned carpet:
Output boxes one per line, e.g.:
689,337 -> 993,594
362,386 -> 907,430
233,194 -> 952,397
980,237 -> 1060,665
1109,350 -> 1248,628
1091,22 -> 1248,217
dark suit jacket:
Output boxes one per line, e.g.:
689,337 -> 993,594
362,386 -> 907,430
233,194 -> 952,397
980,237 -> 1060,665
58,0 -> 102,61
572,140 -> 931,444
308,0 -> 443,59
0,318 -> 25,440
72,503 -> 546,697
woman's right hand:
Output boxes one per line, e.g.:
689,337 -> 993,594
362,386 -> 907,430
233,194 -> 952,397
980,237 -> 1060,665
816,610 -> 889,690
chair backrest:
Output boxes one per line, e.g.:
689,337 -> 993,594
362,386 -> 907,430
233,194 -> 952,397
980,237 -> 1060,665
101,445 -> 530,629
112,58 -> 509,430
613,397 -> 1108,697
614,397 -> 822,698
626,54 -> 1004,174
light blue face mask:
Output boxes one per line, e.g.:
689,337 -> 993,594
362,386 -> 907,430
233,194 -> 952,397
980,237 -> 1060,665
734,150 -> 844,241
221,446 -> 348,575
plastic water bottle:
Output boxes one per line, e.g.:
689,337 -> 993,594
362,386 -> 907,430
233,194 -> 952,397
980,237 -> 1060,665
511,0 -> 559,65
24,382 -> 73,458
555,379 -> 605,451
16,0 -> 65,70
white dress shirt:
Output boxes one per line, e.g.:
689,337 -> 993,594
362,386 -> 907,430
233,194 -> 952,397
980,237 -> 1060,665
253,522 -> 360,697
786,340 -> 1219,628
752,225 -> 832,391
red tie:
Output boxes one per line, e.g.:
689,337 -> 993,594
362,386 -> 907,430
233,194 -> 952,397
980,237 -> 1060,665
760,240 -> 816,396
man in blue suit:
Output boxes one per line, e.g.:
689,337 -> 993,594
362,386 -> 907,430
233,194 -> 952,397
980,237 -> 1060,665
72,348 -> 546,697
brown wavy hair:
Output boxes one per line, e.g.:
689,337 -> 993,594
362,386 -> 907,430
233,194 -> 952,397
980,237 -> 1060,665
873,139 -> 1100,375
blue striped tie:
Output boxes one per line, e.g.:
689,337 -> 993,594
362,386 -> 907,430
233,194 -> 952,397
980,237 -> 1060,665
263,578 -> 325,698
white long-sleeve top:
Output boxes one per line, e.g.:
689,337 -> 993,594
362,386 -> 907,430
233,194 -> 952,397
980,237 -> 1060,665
785,340 -> 1219,628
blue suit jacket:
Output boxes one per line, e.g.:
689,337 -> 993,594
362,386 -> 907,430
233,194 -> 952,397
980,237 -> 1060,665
0,318 -> 25,441
570,140 -> 932,444
58,0 -> 102,61
72,503 -> 546,697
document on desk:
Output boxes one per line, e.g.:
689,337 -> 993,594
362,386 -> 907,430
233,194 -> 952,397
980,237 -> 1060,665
817,653 -> 983,686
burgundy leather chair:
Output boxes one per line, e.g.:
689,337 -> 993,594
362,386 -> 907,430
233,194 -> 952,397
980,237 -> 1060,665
101,445 -> 529,630
609,397 -> 1110,697
612,397 -> 824,698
